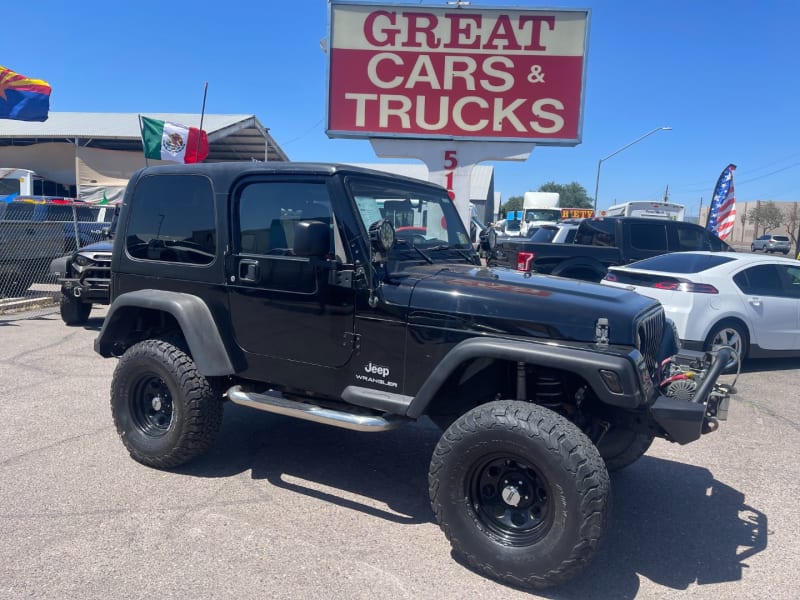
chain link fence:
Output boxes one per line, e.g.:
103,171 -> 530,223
0,201 -> 112,302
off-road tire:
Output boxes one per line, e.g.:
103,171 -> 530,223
110,339 -> 223,469
59,294 -> 91,326
429,400 -> 611,590
596,428 -> 655,472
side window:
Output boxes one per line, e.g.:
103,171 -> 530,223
778,265 -> 800,298
734,264 -> 784,296
126,174 -> 216,265
675,225 -> 707,251
1,204 -> 35,221
629,223 -> 667,252
236,181 -> 333,256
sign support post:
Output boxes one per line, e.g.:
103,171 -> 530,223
371,139 -> 535,229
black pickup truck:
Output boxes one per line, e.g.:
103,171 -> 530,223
487,216 -> 732,281
94,163 -> 733,590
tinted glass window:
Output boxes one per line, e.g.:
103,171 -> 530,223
126,174 -> 215,265
773,236 -> 789,242
628,253 -> 735,273
629,222 -> 667,252
734,264 -> 785,296
784,266 -> 800,298
236,181 -> 333,256
0,204 -> 35,220
575,219 -> 616,246
675,224 -> 711,251
530,226 -> 557,242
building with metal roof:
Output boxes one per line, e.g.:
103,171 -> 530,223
0,112 -> 288,202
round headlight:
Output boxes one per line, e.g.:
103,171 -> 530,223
73,253 -> 92,267
368,219 -> 395,254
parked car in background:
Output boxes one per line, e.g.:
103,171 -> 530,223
487,216 -> 731,282
751,234 -> 790,254
601,251 -> 800,368
528,222 -> 580,244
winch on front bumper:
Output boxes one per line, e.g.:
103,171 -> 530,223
649,347 -> 735,444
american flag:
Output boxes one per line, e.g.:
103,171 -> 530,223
706,164 -> 737,240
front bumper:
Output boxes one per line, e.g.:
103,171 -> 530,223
649,347 -> 733,444
59,267 -> 110,303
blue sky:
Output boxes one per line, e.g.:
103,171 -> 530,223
7,0 -> 800,218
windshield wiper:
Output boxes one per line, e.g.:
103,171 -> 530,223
394,239 -> 433,264
427,244 -> 479,264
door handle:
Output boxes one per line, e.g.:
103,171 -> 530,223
748,296 -> 761,307
238,259 -> 260,282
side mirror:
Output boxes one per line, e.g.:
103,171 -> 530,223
293,220 -> 330,257
368,219 -> 395,256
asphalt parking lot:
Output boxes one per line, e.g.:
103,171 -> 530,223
1,305 -> 799,600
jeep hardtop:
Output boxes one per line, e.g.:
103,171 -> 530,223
95,162 -> 733,590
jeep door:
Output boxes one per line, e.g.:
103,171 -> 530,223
228,177 -> 355,370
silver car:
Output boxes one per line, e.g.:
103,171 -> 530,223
751,234 -> 790,254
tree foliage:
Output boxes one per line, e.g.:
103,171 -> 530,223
538,182 -> 593,208
745,201 -> 784,235
498,195 -> 524,216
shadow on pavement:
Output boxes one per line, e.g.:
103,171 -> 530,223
179,403 -> 440,524
181,405 -> 767,597
740,356 -> 800,373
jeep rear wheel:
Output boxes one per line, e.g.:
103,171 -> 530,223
59,294 -> 91,325
110,339 -> 223,469
429,400 -> 610,589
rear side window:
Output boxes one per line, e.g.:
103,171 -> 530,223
530,226 -> 557,242
575,219 -> 616,246
629,222 -> 667,252
0,204 -> 35,221
126,174 -> 216,265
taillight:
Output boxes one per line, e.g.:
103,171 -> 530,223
603,272 -> 618,282
517,251 -> 534,271
654,281 -> 718,294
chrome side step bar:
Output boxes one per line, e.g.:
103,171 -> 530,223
226,385 -> 408,432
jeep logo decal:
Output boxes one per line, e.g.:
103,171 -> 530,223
365,362 -> 390,378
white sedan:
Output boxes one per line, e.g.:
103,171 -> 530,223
601,251 -> 800,363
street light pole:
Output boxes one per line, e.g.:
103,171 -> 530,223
593,126 -> 672,212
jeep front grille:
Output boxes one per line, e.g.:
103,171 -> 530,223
636,307 -> 665,376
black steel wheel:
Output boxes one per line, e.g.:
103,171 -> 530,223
59,294 -> 91,326
429,400 -> 610,590
110,338 -> 223,469
468,455 -> 553,546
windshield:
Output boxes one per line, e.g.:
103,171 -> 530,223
524,208 -> 561,223
347,177 -> 475,267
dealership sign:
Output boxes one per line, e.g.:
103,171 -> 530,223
327,2 -> 589,144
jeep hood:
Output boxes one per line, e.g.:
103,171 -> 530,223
397,264 -> 659,346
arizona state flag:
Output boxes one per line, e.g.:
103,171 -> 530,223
0,65 -> 51,122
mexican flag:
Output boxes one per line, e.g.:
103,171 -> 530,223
141,116 -> 209,163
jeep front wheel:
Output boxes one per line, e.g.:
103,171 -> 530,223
429,400 -> 610,589
596,428 -> 655,472
60,294 -> 91,325
110,339 -> 223,469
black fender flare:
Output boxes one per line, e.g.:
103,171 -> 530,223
550,257 -> 608,281
94,290 -> 235,376
405,336 -> 648,418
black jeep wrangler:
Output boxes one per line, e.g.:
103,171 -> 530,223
94,162 -> 733,590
